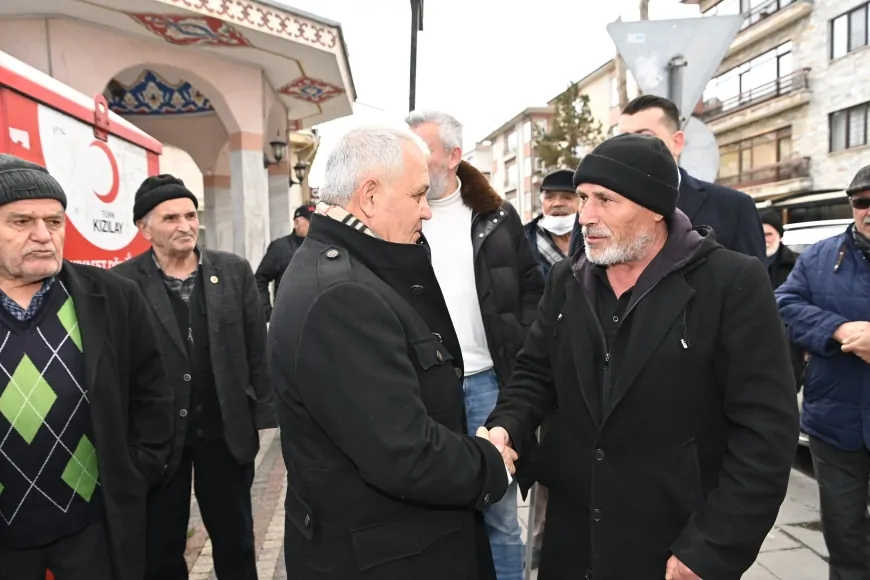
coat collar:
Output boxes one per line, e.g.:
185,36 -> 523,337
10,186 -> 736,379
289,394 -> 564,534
457,160 -> 504,216
307,213 -> 433,273
59,261 -> 107,395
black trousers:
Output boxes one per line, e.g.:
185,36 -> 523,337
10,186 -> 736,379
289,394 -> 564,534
810,436 -> 870,580
145,438 -> 257,580
0,521 -> 112,580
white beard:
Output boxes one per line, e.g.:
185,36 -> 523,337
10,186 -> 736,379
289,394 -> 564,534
584,226 -> 655,266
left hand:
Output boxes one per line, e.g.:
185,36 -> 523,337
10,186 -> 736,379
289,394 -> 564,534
842,328 -> 870,363
665,555 -> 701,580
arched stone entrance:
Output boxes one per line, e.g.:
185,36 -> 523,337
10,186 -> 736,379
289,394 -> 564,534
0,0 -> 356,268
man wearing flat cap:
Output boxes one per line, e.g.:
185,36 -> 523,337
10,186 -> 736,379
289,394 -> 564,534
525,169 -> 580,278
480,133 -> 799,579
112,174 -> 274,580
776,164 -> 870,579
255,203 -> 314,322
0,155 -> 173,580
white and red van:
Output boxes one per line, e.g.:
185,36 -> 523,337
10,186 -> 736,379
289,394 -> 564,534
0,50 -> 161,268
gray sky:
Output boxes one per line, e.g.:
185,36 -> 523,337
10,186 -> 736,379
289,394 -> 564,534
280,0 -> 700,186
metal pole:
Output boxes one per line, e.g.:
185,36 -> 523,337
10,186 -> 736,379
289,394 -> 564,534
409,0 -> 421,112
667,55 -> 688,127
522,426 -> 541,580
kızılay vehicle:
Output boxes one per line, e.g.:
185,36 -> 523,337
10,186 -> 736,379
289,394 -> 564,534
0,50 -> 162,269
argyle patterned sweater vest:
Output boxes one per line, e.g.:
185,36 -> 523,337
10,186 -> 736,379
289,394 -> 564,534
0,282 -> 102,548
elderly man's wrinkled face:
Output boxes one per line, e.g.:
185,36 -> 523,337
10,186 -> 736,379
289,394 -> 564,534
138,197 -> 199,256
0,199 -> 65,284
577,183 -> 659,266
363,141 -> 432,244
541,191 -> 580,217
852,190 -> 870,238
763,223 -> 782,257
410,122 -> 458,201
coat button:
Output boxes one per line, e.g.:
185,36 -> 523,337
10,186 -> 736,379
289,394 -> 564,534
183,373 -> 191,382
325,248 -> 339,259
304,514 -> 311,527
585,570 -> 593,579
483,493 -> 491,504
435,350 -> 443,362
455,368 -> 462,378
594,449 -> 605,461
591,508 -> 602,521
478,233 -> 484,238
179,409 -> 188,418
410,285 -> 425,296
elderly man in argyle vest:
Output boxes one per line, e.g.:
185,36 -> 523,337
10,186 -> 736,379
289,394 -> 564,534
0,155 -> 174,580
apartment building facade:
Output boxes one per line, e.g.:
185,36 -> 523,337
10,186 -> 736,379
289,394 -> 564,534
689,0 -> 870,222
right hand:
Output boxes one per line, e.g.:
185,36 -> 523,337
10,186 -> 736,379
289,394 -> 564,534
834,321 -> 870,343
476,426 -> 518,474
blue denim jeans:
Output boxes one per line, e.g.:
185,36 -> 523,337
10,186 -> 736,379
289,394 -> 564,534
463,369 -> 524,580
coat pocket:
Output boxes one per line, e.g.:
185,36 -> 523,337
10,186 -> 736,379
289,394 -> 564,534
349,513 -> 463,572
674,438 -> 705,519
410,336 -> 459,413
285,484 -> 314,541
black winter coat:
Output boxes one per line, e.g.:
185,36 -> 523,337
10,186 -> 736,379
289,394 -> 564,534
268,214 -> 509,580
766,244 -> 805,390
255,232 -> 303,321
455,161 -> 544,384
488,211 -> 799,579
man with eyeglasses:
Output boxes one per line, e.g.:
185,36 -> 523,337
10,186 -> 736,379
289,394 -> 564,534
776,164 -> 870,580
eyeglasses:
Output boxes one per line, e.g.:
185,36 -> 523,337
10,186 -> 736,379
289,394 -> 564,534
850,197 -> 870,210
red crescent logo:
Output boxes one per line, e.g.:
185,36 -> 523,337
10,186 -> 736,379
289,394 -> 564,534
89,140 -> 120,204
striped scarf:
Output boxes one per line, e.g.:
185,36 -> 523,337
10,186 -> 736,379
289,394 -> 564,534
315,202 -> 381,239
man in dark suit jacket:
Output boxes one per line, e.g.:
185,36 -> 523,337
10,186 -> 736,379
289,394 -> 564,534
569,95 -> 766,261
0,155 -> 173,580
112,175 -> 275,580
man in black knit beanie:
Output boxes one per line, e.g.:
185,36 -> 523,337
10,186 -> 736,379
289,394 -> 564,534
483,133 -> 799,579
0,154 -> 173,580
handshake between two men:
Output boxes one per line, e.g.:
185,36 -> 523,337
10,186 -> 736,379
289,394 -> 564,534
475,426 -> 517,475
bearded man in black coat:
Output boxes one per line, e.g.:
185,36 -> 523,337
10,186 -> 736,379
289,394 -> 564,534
481,133 -> 799,579
267,125 -> 511,580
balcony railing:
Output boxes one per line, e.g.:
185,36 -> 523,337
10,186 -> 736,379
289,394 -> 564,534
716,156 -> 811,188
699,68 -> 809,121
741,0 -> 796,31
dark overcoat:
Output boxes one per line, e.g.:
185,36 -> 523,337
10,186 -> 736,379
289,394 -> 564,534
268,215 -> 509,580
61,261 -> 174,580
488,212 -> 799,579
112,248 -> 275,475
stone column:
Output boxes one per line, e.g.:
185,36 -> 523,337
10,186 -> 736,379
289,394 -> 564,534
229,132 -> 270,269
202,175 -> 232,252
268,163 -> 292,239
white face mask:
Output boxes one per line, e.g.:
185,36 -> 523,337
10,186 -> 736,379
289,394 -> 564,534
540,213 -> 577,236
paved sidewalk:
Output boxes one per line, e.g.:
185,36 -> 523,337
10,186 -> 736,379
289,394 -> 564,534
186,431 -> 830,579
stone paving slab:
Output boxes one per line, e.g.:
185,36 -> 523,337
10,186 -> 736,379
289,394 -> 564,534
185,434 -> 828,580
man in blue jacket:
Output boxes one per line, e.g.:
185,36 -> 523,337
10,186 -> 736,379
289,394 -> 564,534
776,164 -> 870,580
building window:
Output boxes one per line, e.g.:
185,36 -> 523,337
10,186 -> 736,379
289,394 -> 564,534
535,119 -> 548,134
504,159 -> 517,189
717,127 -> 794,185
524,157 -> 532,177
523,121 -> 532,143
504,130 -> 517,154
830,102 -> 870,152
703,42 -> 793,113
831,2 -> 869,59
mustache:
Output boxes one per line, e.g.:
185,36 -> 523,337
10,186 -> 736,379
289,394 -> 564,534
549,209 -> 572,216
582,225 -> 612,238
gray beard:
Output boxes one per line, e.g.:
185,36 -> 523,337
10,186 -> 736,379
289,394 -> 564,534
427,168 -> 450,200
585,229 -> 655,266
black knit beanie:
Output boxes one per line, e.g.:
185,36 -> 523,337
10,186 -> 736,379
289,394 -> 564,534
133,174 -> 198,222
0,154 -> 67,209
572,133 -> 679,217
759,208 -> 784,237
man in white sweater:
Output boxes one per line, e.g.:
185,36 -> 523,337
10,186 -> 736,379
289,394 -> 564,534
407,111 -> 544,580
